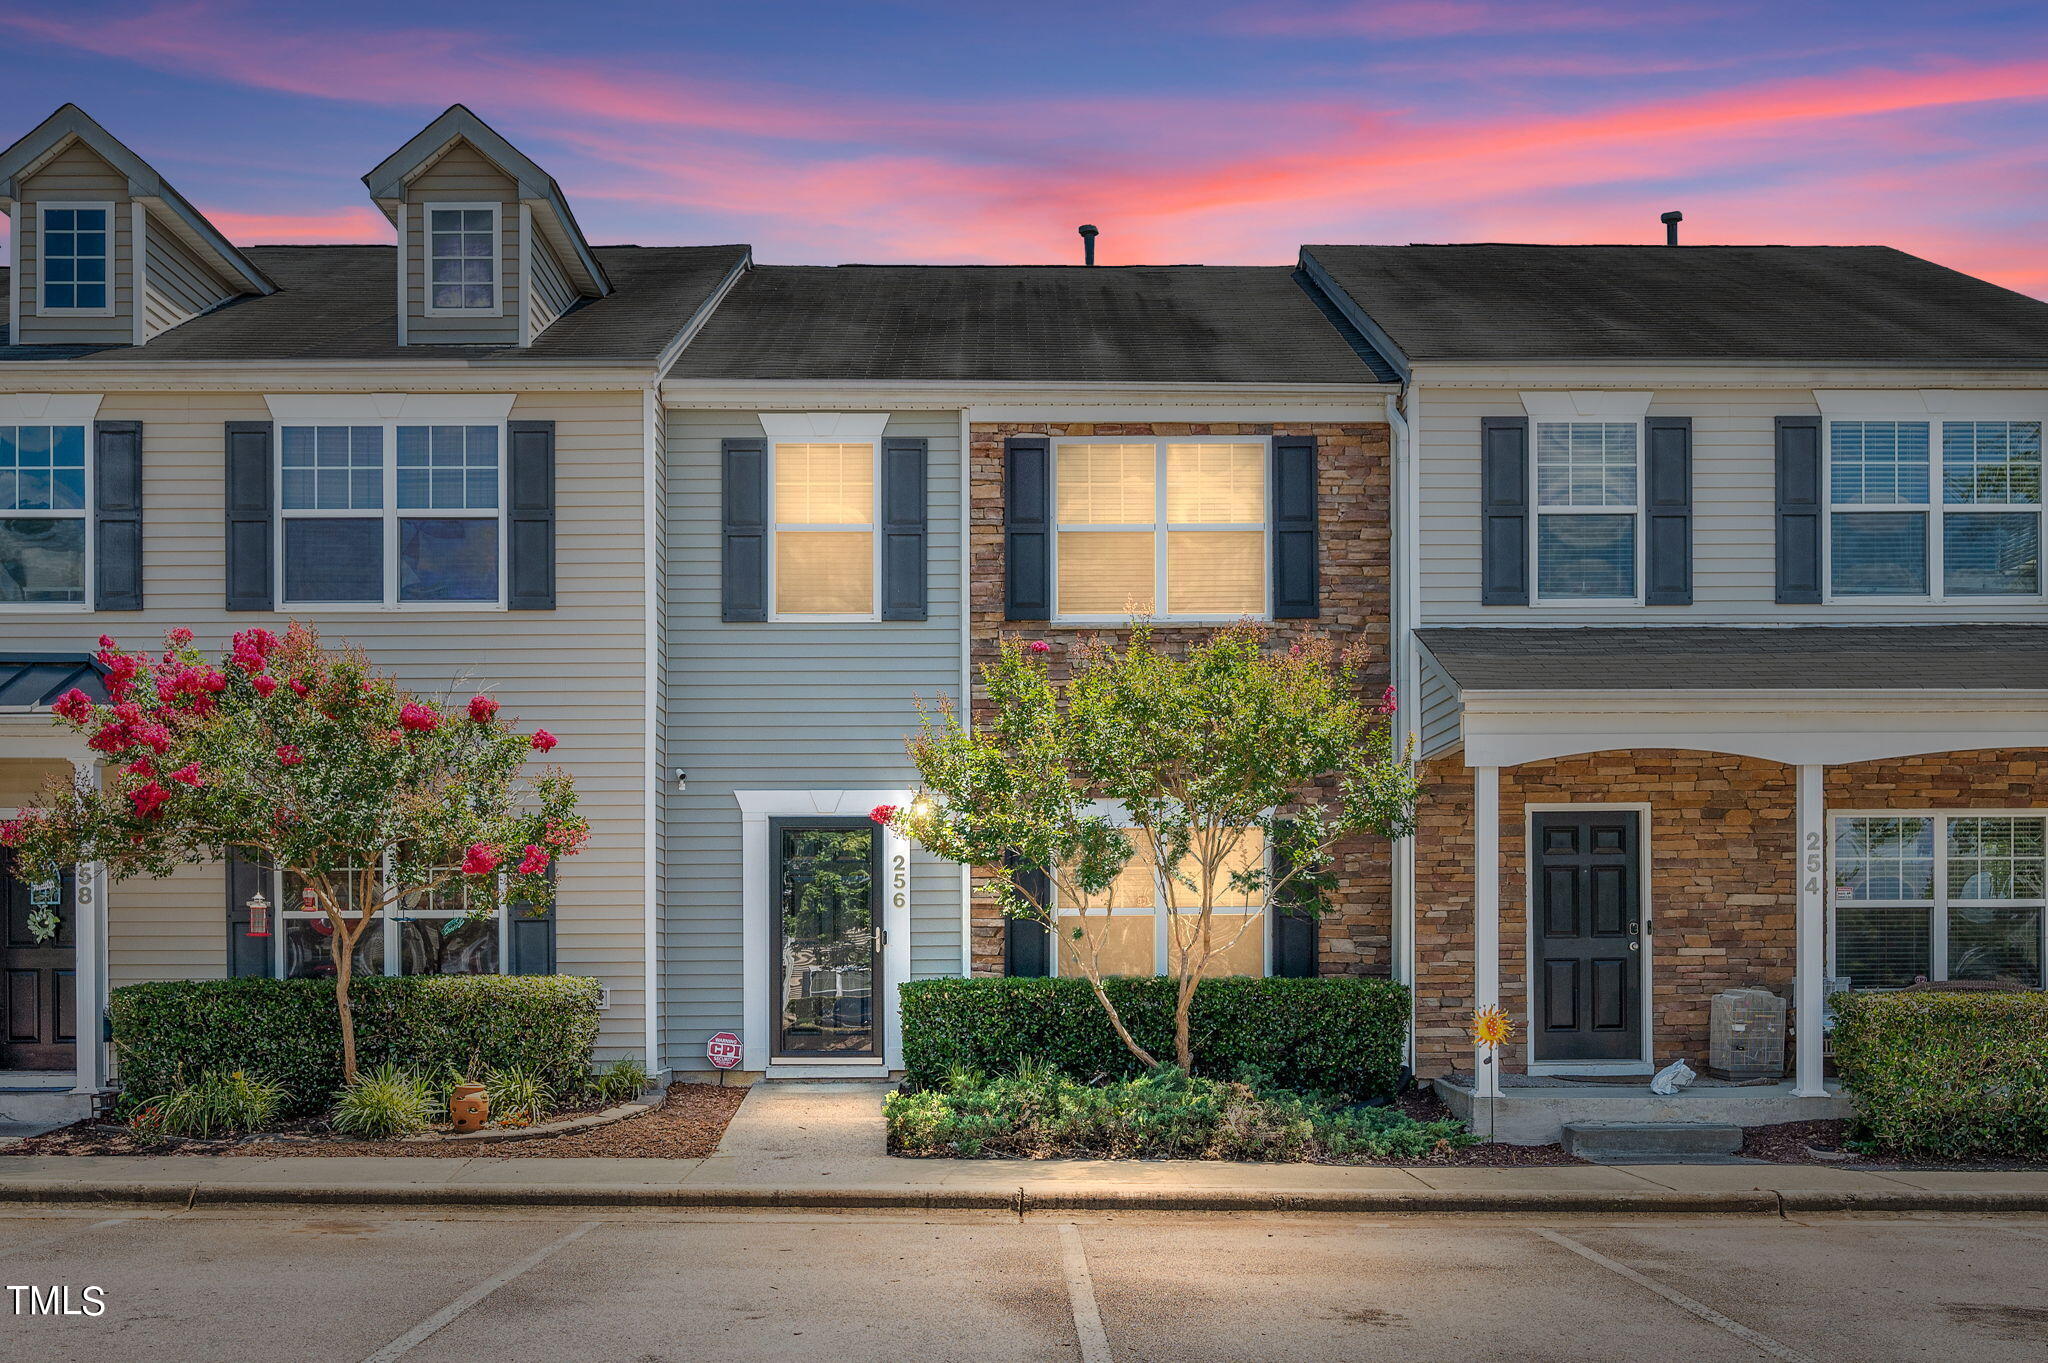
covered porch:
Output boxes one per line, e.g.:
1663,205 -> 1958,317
1412,626 -> 2048,1142
0,656 -> 114,1126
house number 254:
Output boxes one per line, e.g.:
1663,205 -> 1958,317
1804,830 -> 1824,897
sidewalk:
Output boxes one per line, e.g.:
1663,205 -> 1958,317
3,1082 -> 2046,1215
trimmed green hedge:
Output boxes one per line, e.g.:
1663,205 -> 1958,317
899,977 -> 1408,1098
109,975 -> 602,1119
1831,989 -> 2048,1157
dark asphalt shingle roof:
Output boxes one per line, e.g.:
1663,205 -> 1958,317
1417,626 -> 2048,691
666,264 -> 1397,383
0,245 -> 748,364
1303,244 -> 2048,365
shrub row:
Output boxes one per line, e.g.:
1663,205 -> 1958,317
898,977 -> 1409,1098
887,1064 -> 1470,1162
109,975 -> 603,1119
1831,989 -> 2048,1157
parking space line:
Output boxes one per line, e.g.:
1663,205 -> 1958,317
1058,1222 -> 1113,1363
358,1220 -> 599,1363
1532,1228 -> 1815,1363
0,1215 -> 140,1261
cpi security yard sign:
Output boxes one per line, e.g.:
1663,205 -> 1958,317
706,1032 -> 743,1069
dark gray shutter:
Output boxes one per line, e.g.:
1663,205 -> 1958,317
721,436 -> 768,623
1268,831 -> 1319,977
226,850 -> 273,978
1480,416 -> 1530,606
880,436 -> 928,621
507,864 -> 559,974
1005,865 -> 1052,977
1271,435 -> 1320,619
92,420 -> 142,611
507,420 -> 556,610
1003,436 -> 1051,621
1775,415 -> 1824,604
224,421 -> 274,612
1644,415 -> 1693,606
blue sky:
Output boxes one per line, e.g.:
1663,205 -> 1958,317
2,1 -> 2045,291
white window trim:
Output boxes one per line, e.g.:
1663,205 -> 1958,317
35,201 -> 116,318
420,202 -> 504,318
1827,809 -> 2048,989
1821,417 -> 2046,605
271,864 -> 509,978
1046,799 -> 1274,981
0,393 -> 103,615
267,395 -> 517,613
1528,417 -> 1646,608
734,789 -> 913,1075
1050,435 -> 1273,624
766,437 -> 883,622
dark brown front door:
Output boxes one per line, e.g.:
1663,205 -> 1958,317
1,852 -> 75,1070
1532,811 -> 1643,1064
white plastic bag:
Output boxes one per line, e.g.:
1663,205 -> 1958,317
1650,1059 -> 1697,1096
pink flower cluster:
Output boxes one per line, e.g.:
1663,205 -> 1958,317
127,781 -> 171,819
461,842 -> 502,876
541,820 -> 588,854
467,694 -> 499,723
276,745 -> 304,767
517,844 -> 550,875
399,703 -> 440,733
229,628 -> 281,674
0,810 -> 48,847
870,804 -> 897,825
530,729 -> 558,753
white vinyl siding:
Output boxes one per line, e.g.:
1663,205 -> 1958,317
13,140 -> 135,345
1418,380 -> 2048,624
0,387 -> 654,1056
140,216 -> 236,340
402,142 -> 521,345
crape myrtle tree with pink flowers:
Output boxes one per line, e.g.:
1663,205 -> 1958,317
0,624 -> 588,1084
878,624 -> 1419,1075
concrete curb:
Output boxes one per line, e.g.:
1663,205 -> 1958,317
8,1180 -> 2042,1215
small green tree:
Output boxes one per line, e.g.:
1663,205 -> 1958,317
883,625 -> 1417,1073
0,625 -> 588,1084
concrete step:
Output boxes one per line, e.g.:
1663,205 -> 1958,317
1562,1121 -> 1744,1160
0,1088 -> 95,1128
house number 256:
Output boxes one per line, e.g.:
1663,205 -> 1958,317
891,852 -> 909,912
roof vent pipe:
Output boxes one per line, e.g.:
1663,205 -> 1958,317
1661,210 -> 1683,246
1078,224 -> 1098,266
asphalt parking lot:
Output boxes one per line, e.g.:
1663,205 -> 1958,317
1,1205 -> 2044,1362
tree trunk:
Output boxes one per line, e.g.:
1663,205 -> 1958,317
331,924 -> 358,1086
1085,973 -> 1159,1070
1174,965 -> 1197,1071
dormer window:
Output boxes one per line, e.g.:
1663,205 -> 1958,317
40,204 -> 111,312
427,205 -> 498,313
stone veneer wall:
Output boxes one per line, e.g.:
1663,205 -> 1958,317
964,421 -> 1393,978
1413,746 -> 2048,1078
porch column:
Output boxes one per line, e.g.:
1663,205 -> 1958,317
1472,765 -> 1502,1098
67,758 -> 107,1097
1793,762 -> 1827,1098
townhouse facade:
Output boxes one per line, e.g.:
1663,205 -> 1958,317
4,101 -> 2047,1128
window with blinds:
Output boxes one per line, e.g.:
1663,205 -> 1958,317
1053,439 -> 1267,619
1534,421 -> 1640,602
1828,419 -> 2042,599
773,441 -> 876,616
1054,827 -> 1268,980
1832,813 -> 2046,990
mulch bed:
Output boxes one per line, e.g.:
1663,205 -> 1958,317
1,1081 -> 747,1160
1742,1117 -> 2048,1171
1383,1088 -> 1584,1167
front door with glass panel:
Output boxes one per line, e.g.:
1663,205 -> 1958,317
771,819 -> 880,1058
1,853 -> 75,1070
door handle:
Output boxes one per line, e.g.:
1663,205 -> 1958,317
1627,919 -> 1641,950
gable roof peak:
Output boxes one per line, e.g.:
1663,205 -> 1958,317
362,105 -> 609,297
0,103 -> 275,296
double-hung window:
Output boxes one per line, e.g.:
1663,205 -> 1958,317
426,206 -> 498,313
1533,421 -> 1640,602
1831,813 -> 2046,989
276,868 -> 505,980
1053,439 -> 1267,619
39,204 -> 110,312
1828,419 -> 2042,599
1053,826 -> 1269,979
279,422 -> 504,607
0,424 -> 88,605
772,441 -> 877,617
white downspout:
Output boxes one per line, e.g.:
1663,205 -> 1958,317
1386,387 -> 1420,1073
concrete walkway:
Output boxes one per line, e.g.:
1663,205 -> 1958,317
3,1081 -> 2047,1215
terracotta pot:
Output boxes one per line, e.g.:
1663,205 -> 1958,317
449,1083 -> 490,1133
